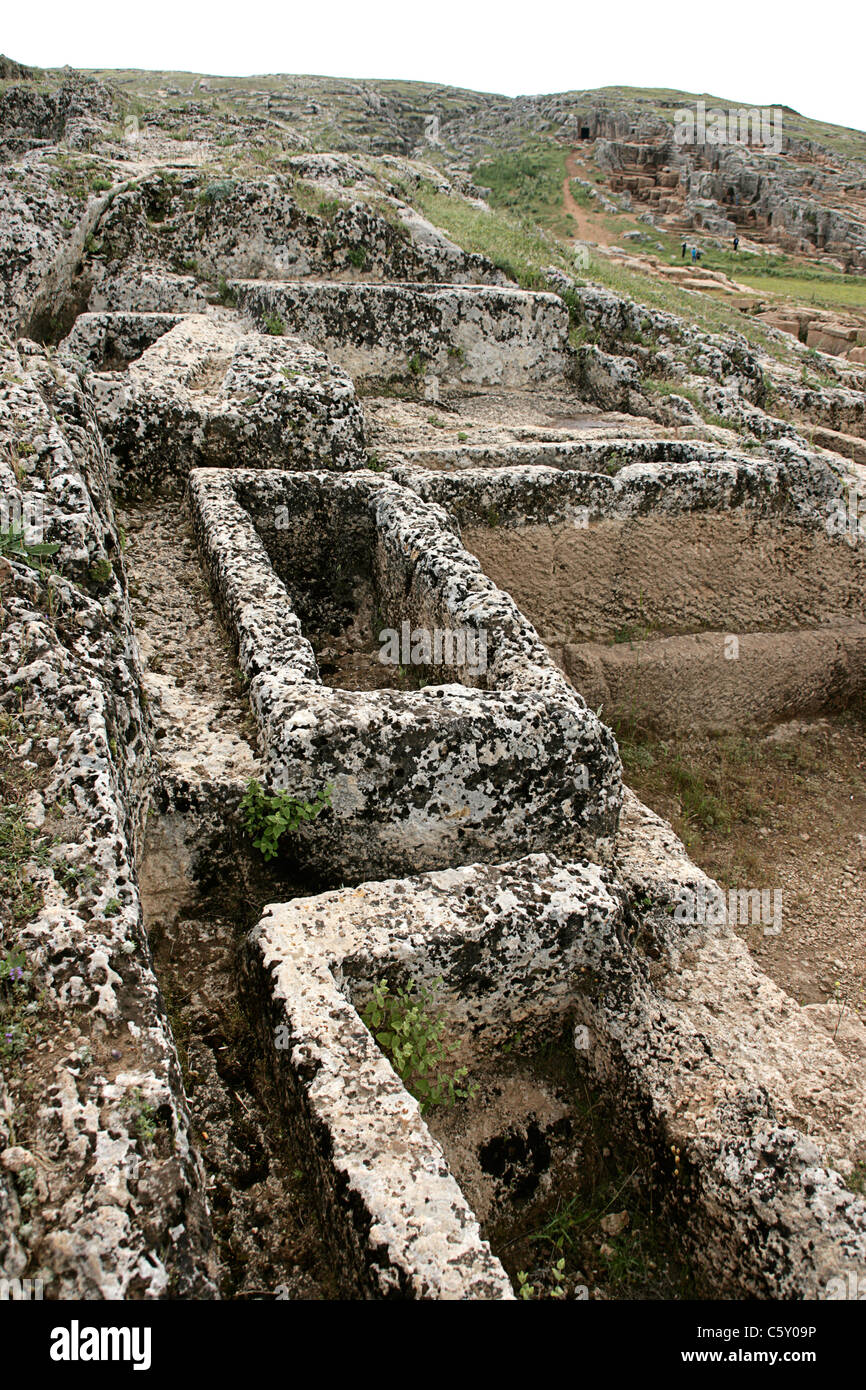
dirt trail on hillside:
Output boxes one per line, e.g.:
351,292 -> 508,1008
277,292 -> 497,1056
563,150 -> 614,246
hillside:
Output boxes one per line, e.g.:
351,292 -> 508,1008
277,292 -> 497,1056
1,56 -> 866,1312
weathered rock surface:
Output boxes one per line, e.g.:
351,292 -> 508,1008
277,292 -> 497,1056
233,280 -> 572,388
189,467 -> 621,880
0,341 -> 215,1297
1,60 -> 864,1303
79,314 -> 367,492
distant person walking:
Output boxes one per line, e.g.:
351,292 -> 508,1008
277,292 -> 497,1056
733,234 -> 740,251
691,245 -> 698,262
682,240 -> 687,258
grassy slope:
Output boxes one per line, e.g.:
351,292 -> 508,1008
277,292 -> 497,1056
17,63 -> 865,333
414,182 -> 796,360
74,68 -> 866,154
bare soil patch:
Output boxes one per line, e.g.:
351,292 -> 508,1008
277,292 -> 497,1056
616,715 -> 866,1017
120,499 -> 260,782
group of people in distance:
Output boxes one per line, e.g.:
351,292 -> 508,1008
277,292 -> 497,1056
681,234 -> 740,261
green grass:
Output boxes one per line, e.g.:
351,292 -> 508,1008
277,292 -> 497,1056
587,254 -> 796,361
413,184 -> 570,290
613,719 -> 820,852
569,180 -> 598,211
734,272 -> 866,310
415,181 -> 801,364
614,226 -> 866,314
473,141 -> 573,238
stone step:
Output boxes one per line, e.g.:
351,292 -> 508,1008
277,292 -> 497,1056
231,278 -> 571,388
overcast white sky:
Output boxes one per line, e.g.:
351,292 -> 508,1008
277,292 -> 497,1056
5,0 -> 865,134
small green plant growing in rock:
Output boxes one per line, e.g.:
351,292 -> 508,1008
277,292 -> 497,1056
516,1259 -> 568,1299
849,1161 -> 866,1195
240,779 -> 333,860
408,353 -> 426,377
87,557 -> 114,587
0,526 -> 60,574
347,245 -> 367,269
550,1257 -> 567,1297
0,948 -> 31,1060
198,178 -> 236,205
121,1088 -> 159,1147
263,314 -> 285,337
516,1270 -> 535,1299
361,977 -> 476,1114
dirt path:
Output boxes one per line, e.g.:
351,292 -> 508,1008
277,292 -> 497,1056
563,150 -> 614,246
363,387 -> 674,453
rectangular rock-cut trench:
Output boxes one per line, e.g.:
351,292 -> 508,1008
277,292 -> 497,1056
188,466 -> 622,882
402,456 -> 866,734
245,844 -> 866,1300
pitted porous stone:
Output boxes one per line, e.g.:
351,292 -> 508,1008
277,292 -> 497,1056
246,853 -> 622,1298
189,467 -> 621,880
384,436 -> 733,473
248,841 -> 866,1299
590,790 -> 866,1298
397,450 -> 849,535
90,315 -> 367,491
573,342 -> 646,413
84,169 -> 500,304
88,267 -> 210,317
58,311 -> 182,371
0,342 -> 215,1298
232,280 -> 571,387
